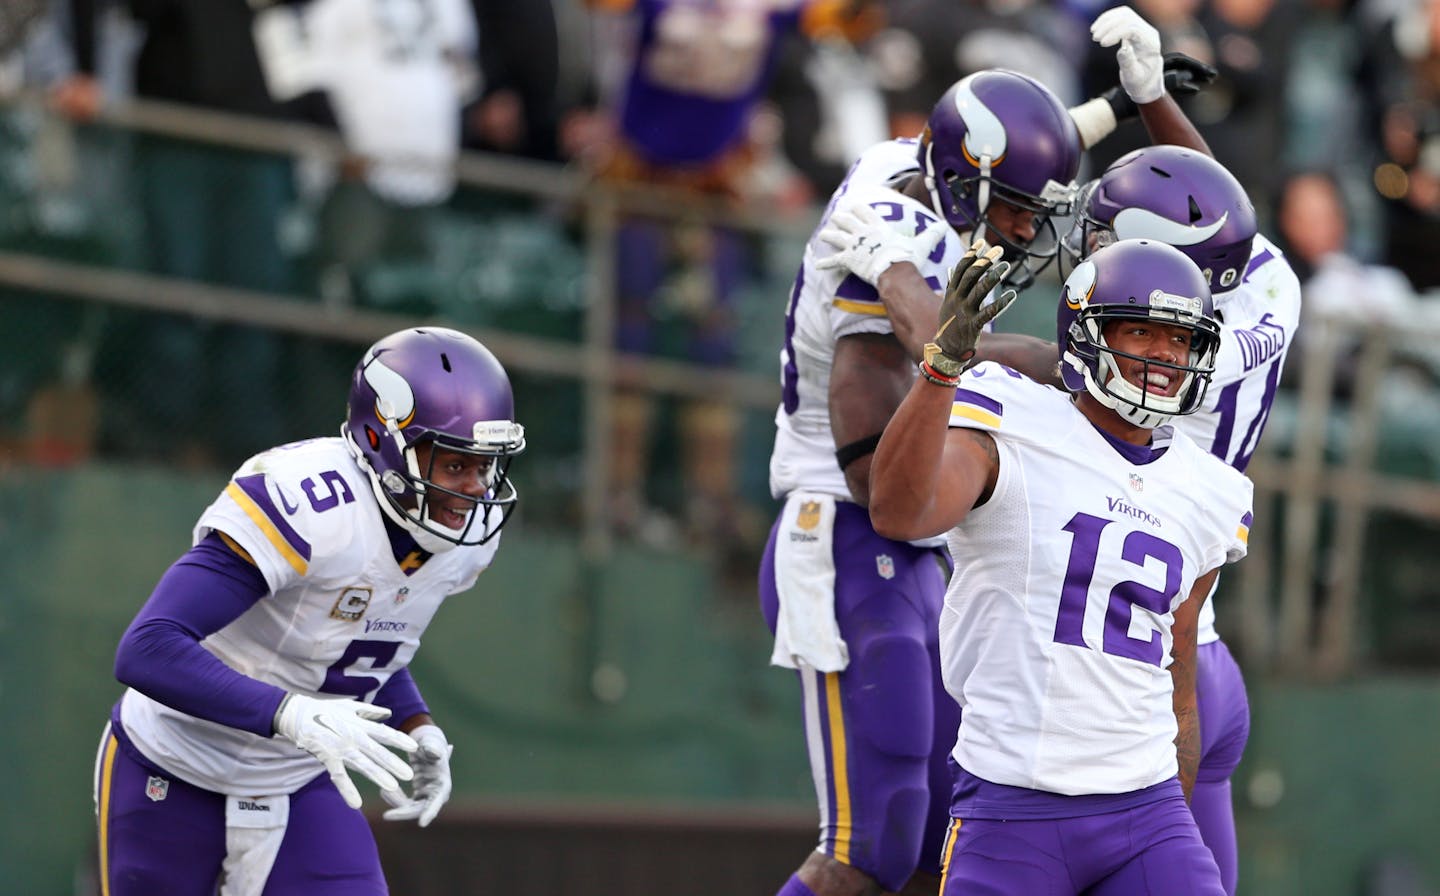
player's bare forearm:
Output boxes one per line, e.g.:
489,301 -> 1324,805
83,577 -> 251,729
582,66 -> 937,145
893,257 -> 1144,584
975,333 -> 1063,387
1139,96 -> 1212,156
870,376 -> 954,538
1171,568 -> 1216,802
875,262 -> 942,363
1172,650 -> 1200,802
831,333 -> 915,506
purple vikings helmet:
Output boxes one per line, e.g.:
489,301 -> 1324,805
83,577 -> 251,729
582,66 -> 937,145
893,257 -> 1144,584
345,327 -> 526,549
1062,145 -> 1258,295
919,69 -> 1082,288
1058,239 -> 1222,429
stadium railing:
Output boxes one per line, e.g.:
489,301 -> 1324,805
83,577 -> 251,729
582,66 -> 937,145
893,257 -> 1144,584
0,87 -> 1436,682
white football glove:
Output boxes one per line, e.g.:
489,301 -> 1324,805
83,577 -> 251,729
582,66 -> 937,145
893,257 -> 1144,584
1092,6 -> 1165,105
816,201 -> 946,286
272,694 -> 417,810
381,724 -> 454,828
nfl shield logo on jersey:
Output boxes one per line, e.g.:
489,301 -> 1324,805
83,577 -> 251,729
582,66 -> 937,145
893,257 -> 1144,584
876,554 -> 895,580
797,500 -> 822,531
1129,473 -> 1144,492
145,775 -> 169,802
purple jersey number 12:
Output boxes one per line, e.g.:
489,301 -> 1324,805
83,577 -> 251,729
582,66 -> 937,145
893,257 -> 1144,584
1053,512 -> 1183,667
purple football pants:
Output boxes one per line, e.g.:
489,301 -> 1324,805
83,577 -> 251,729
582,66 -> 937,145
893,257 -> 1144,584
1193,639 -> 1251,895
759,500 -> 957,892
94,718 -> 387,895
939,791 -> 1224,895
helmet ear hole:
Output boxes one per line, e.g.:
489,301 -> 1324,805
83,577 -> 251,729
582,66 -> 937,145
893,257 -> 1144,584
365,425 -> 380,451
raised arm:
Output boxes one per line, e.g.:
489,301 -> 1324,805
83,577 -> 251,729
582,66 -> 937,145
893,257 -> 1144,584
818,200 -> 945,364
1073,7 -> 1217,155
1138,95 -> 1211,155
1171,566 -> 1218,802
821,206 -> 1064,387
873,262 -> 944,363
869,242 -> 1011,539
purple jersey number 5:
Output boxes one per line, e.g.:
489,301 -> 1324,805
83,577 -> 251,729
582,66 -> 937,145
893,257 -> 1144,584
1053,512 -> 1183,666
320,639 -> 400,701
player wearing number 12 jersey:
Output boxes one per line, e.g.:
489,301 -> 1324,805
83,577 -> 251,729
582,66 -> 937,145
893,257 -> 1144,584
93,327 -> 525,895
760,70 -> 1082,896
1062,144 -> 1301,894
871,239 -> 1252,895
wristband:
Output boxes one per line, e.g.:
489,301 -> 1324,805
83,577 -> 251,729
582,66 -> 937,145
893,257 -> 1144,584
923,341 -> 969,377
1069,97 -> 1120,150
919,359 -> 960,387
272,693 -> 294,735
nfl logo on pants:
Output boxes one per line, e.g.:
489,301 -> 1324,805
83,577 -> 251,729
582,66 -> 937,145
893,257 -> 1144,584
145,775 -> 169,802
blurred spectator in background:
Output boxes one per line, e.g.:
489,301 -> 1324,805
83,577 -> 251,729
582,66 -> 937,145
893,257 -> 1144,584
0,1 -> 122,467
1,0 -> 55,79
578,0 -> 819,551
464,0 -> 561,161
1275,168 -> 1419,398
252,0 -> 479,310
875,0 -> 1086,140
0,0 -> 51,77
1282,0 -> 1368,171
765,0 -> 889,197
1274,164 -> 1440,492
1188,0 -> 1298,213
1280,0 -> 1388,258
56,0 -> 299,468
1364,0 -> 1440,291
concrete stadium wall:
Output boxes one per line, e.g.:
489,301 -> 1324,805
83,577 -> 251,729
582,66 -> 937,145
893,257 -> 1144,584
3,465 -> 1439,895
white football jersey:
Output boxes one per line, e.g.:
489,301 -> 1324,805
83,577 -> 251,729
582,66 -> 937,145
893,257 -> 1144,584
121,437 -> 499,795
769,137 -> 975,500
940,364 -> 1253,795
1170,234 -> 1300,643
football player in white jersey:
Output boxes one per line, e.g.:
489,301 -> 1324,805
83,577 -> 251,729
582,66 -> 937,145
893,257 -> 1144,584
1060,144 -> 1301,895
92,327 -> 525,895
870,238 -> 1251,895
815,14 -> 1276,888
759,68 -> 1083,896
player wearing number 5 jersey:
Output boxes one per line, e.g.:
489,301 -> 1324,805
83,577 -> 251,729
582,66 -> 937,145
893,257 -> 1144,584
93,327 -> 525,895
871,239 -> 1251,895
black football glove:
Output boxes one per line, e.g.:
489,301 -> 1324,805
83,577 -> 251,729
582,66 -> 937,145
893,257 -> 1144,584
925,239 -> 1015,378
1101,52 -> 1219,122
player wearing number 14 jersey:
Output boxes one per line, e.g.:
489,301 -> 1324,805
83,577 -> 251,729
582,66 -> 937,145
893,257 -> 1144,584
871,239 -> 1252,895
93,327 -> 525,895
